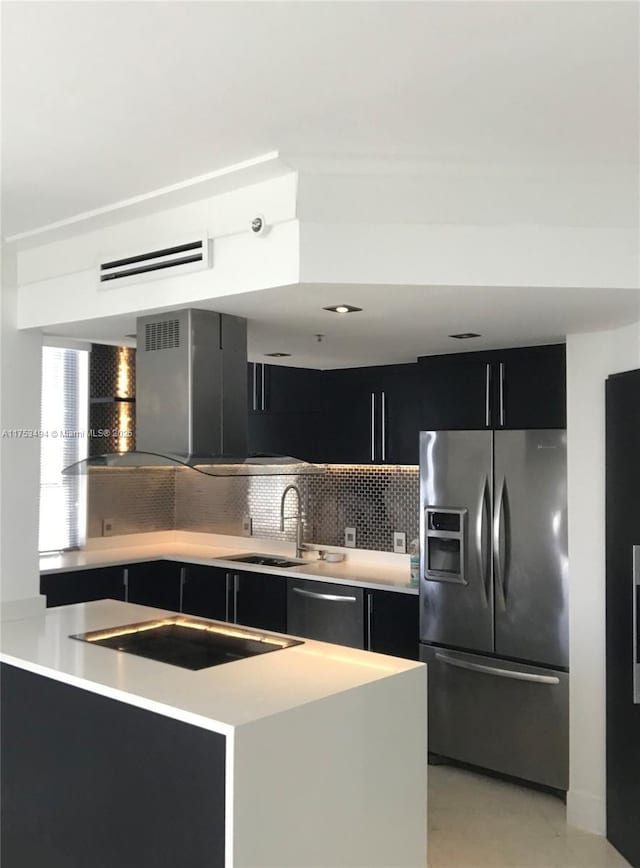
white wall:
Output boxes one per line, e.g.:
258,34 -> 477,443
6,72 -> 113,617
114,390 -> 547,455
297,165 -> 639,290
0,249 -> 44,619
566,322 -> 640,834
16,174 -> 300,330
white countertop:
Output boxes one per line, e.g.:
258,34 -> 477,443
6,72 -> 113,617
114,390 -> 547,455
0,599 -> 423,736
40,532 -> 418,595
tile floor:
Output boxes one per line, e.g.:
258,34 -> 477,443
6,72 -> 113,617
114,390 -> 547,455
428,765 -> 630,868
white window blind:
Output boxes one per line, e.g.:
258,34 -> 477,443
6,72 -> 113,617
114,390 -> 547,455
39,347 -> 89,552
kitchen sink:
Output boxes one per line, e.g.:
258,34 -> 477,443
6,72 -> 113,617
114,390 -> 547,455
71,616 -> 303,670
220,553 -> 307,569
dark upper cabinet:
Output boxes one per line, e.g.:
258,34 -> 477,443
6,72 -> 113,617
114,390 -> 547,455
321,364 -> 419,464
126,560 -> 182,612
248,363 -> 324,462
181,564 -> 229,621
234,570 -> 287,633
417,344 -> 566,431
321,367 -> 378,464
366,589 -> 419,660
496,344 -> 566,429
40,566 -> 126,608
418,351 -> 494,431
378,365 -> 421,464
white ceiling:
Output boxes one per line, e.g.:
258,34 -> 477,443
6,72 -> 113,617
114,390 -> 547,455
3,1 -> 638,238
44,283 -> 640,369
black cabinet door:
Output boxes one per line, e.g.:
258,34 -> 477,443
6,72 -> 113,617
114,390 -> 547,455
367,589 -> 419,660
40,567 -> 126,608
126,561 -> 182,612
233,570 -> 288,633
321,368 -> 380,464
497,344 -> 566,429
605,369 -> 640,867
181,564 -> 229,621
417,351 -> 494,430
248,411 -> 324,463
379,365 -> 420,464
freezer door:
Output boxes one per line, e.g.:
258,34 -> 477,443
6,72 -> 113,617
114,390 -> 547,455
493,430 -> 568,668
420,644 -> 569,791
419,430 -> 493,653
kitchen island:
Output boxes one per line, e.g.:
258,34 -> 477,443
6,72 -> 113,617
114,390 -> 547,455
1,598 -> 427,868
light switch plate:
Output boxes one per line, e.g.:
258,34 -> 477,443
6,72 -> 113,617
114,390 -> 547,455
344,527 -> 356,548
102,517 -> 115,537
242,515 -> 253,536
393,532 -> 407,554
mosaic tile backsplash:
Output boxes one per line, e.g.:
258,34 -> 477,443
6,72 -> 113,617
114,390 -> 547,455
87,466 -> 419,553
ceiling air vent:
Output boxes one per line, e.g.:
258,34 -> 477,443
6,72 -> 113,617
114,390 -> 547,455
145,319 -> 181,352
99,237 -> 209,287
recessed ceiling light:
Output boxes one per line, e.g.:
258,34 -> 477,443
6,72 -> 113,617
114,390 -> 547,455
449,332 -> 481,340
264,352 -> 291,357
324,304 -> 363,314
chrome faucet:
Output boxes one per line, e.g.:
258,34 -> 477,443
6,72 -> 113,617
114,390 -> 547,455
280,484 -> 305,558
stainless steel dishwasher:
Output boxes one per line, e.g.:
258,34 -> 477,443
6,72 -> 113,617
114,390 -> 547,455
287,579 -> 364,648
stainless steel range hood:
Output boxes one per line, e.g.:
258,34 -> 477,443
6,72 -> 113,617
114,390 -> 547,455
65,309 -> 323,477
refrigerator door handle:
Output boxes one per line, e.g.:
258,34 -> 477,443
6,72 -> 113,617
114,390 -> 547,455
435,652 -> 560,685
476,477 -> 491,606
499,362 -> 506,426
634,546 -> 640,704
494,478 -> 506,609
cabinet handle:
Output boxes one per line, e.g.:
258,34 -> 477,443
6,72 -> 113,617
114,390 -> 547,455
252,364 -> 258,411
225,573 -> 231,621
499,362 -> 505,427
178,567 -> 186,612
381,391 -> 386,462
123,567 -> 129,603
261,365 -> 266,411
366,594 -> 373,650
233,574 -> 239,623
633,547 -> 639,704
370,392 -> 376,461
292,587 -> 357,602
485,364 -> 491,428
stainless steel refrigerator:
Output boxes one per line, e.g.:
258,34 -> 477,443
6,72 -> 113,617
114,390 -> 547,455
418,429 -> 569,791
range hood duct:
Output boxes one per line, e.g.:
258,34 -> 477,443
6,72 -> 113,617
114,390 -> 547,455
65,309 -> 323,477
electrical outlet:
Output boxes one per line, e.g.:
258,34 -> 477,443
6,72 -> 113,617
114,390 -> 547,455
344,527 -> 356,548
242,515 -> 253,536
393,532 -> 407,554
102,517 -> 115,537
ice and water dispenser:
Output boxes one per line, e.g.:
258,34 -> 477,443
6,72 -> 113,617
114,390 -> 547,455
424,508 -> 467,584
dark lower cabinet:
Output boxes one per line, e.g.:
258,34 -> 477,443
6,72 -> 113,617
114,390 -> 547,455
1,664 -> 225,868
40,562 -> 418,661
40,566 -> 125,608
366,589 -> 419,660
126,560 -> 182,611
235,570 -> 287,633
181,565 -> 288,633
181,564 -> 229,620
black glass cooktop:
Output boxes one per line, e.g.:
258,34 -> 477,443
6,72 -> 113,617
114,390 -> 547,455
71,617 -> 303,671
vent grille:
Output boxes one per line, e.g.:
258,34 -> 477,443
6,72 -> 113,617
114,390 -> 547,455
145,320 -> 181,352
99,239 -> 207,285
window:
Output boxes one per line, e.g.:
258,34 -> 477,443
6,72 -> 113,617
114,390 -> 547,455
39,346 -> 89,552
